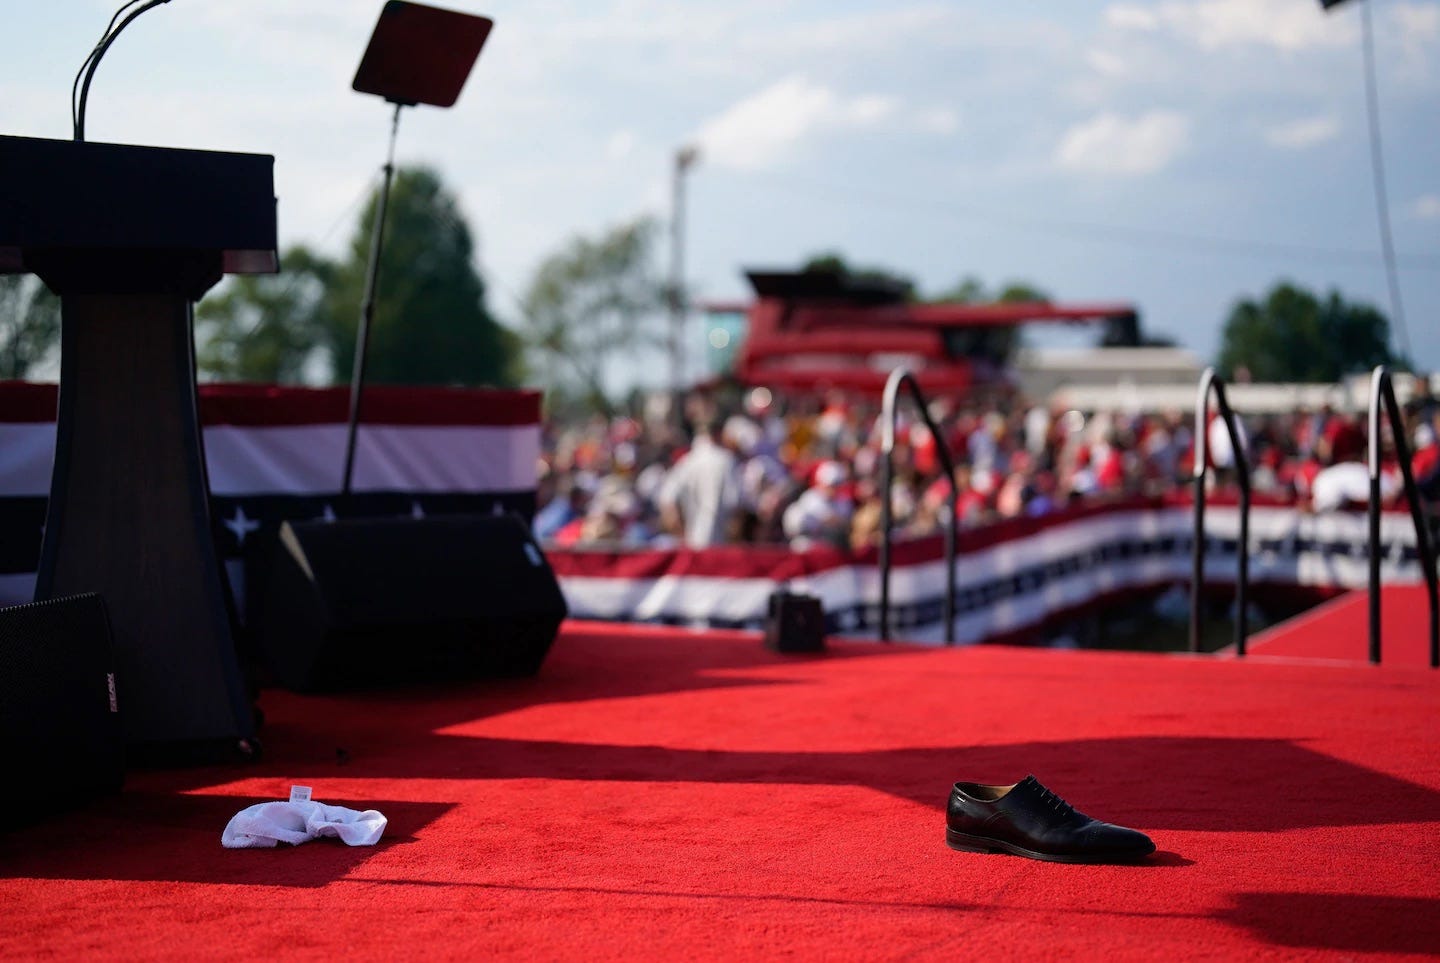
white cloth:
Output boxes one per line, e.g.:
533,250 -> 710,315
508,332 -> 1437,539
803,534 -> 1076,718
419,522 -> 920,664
222,799 -> 387,849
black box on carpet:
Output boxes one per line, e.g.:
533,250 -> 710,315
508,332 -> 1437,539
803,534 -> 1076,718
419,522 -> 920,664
764,590 -> 826,653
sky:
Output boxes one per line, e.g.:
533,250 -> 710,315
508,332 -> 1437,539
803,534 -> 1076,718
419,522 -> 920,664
3,0 -> 1438,388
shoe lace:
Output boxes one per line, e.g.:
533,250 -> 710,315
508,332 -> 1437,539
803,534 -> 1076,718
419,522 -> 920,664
1026,778 -> 1077,819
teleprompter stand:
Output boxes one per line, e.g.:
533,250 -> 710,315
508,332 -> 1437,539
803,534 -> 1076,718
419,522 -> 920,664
0,134 -> 278,760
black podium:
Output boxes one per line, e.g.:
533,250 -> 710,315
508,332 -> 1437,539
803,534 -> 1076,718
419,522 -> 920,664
0,134 -> 277,759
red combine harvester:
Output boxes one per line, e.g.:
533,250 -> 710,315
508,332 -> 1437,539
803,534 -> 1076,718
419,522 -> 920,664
707,269 -> 1141,400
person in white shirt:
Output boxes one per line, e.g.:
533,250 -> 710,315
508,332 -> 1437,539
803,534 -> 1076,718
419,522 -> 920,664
782,460 -> 854,550
655,417 -> 744,548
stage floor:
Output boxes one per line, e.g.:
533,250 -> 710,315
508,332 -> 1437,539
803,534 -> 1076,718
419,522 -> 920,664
3,620 -> 1437,960
1247,584 -> 1437,667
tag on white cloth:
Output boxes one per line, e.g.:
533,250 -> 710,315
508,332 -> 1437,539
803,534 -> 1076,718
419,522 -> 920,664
222,796 -> 387,849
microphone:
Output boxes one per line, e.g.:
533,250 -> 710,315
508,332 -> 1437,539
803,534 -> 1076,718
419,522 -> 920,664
71,0 -> 176,142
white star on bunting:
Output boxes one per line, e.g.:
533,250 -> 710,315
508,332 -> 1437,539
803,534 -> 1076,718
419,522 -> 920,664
224,506 -> 261,547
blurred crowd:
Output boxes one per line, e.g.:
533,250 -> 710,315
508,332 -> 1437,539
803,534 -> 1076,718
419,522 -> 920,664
533,382 -> 1440,552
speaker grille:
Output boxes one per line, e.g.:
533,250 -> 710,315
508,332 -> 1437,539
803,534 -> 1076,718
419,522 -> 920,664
260,514 -> 567,691
0,594 -> 124,816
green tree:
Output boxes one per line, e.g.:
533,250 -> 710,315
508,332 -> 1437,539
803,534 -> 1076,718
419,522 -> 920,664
928,277 -> 1054,362
325,166 -> 524,385
194,165 -> 518,387
993,281 -> 1050,304
519,217 -> 664,413
195,246 -> 333,383
0,275 -> 60,379
802,251 -> 915,299
932,275 -> 988,304
930,276 -> 1050,304
1217,281 -> 1395,382
321,166 -> 519,387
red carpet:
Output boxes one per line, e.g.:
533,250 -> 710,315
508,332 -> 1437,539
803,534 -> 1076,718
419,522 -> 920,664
1248,585 -> 1437,667
3,621 -> 1438,960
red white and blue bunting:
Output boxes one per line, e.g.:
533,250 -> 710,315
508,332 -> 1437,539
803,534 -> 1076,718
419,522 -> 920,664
1,381 -> 1430,643
545,499 -> 1431,642
0,382 -> 541,610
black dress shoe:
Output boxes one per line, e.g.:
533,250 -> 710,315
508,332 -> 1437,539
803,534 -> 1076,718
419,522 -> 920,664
946,775 -> 1155,863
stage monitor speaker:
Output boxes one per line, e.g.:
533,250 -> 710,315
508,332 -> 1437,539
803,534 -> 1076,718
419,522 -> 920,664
764,590 -> 826,653
0,593 -> 123,820
259,514 -> 567,691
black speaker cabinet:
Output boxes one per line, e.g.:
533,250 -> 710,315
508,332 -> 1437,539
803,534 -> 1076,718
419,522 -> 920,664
764,590 -> 826,653
259,514 -> 568,691
0,593 -> 124,820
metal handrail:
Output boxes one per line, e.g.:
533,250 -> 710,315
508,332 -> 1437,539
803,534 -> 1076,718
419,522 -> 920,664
878,368 -> 958,643
1191,367 -> 1252,655
1366,366 -> 1439,667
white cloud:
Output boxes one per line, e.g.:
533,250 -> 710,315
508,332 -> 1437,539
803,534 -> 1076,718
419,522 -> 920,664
1264,115 -> 1341,149
1393,3 -> 1440,40
694,75 -> 897,171
1105,0 -> 1356,52
1056,110 -> 1190,175
919,107 -> 960,135
851,94 -> 900,126
1086,48 -> 1130,77
1389,3 -> 1440,80
765,5 -> 970,57
605,130 -> 636,161
1106,5 -> 1161,31
1412,194 -> 1440,220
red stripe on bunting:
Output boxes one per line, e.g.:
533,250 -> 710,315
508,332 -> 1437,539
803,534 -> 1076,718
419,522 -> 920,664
548,499 -> 1167,579
0,382 -> 58,422
549,542 -> 843,580
199,383 -> 541,426
0,381 -> 542,427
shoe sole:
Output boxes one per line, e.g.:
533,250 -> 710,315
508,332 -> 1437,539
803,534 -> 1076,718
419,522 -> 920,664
945,828 -> 1153,864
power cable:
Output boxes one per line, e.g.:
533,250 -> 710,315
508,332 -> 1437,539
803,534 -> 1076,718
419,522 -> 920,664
1358,0 -> 1411,359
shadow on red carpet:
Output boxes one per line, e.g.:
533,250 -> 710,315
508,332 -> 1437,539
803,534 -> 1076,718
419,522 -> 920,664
3,620 -> 1437,960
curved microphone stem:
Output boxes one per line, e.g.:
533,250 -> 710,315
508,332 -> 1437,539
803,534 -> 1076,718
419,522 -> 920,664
74,0 -> 172,141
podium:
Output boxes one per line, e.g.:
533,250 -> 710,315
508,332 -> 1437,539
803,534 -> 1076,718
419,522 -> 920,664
0,134 -> 277,759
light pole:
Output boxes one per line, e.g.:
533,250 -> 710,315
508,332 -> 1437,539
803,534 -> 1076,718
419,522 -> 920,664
669,145 -> 700,393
